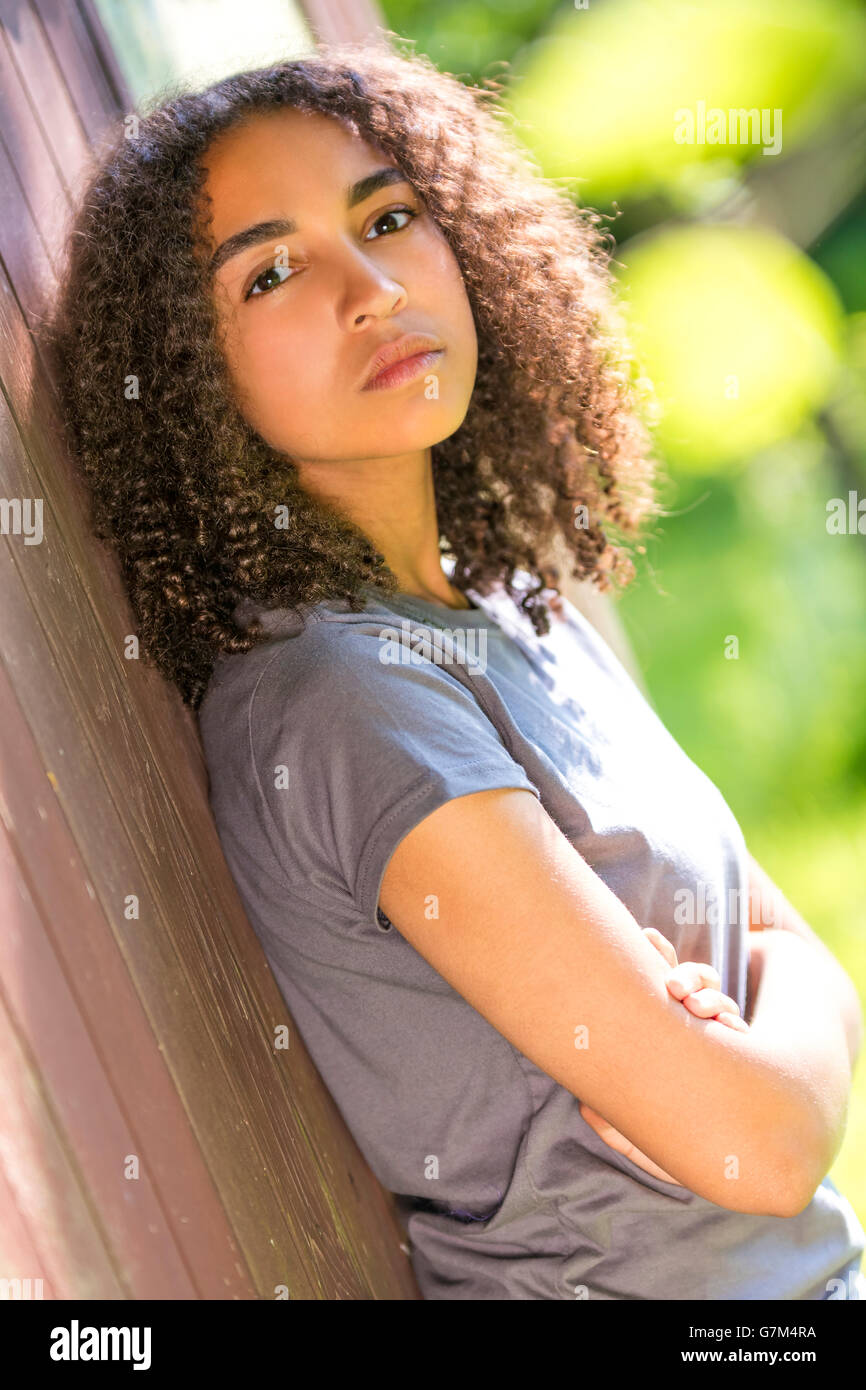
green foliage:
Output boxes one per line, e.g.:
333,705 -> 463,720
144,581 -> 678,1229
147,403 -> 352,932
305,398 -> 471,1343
381,0 -> 561,81
616,225 -> 844,468
505,0 -> 866,206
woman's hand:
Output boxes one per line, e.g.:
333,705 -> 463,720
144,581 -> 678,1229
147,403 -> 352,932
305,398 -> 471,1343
578,927 -> 749,1185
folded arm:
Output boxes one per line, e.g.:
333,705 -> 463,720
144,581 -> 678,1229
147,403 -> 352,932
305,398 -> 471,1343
745,853 -> 862,1212
744,926 -> 858,1212
380,787 -> 854,1217
746,853 -> 863,1071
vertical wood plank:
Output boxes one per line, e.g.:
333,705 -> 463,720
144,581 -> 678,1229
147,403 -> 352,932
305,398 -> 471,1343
29,0 -> 127,143
0,0 -> 92,198
0,986 -> 128,1300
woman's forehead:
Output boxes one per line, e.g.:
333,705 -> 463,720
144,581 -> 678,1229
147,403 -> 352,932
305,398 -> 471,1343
195,109 -> 400,248
201,107 -> 379,178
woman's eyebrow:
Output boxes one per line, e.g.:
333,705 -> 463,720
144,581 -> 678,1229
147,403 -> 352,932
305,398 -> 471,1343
207,167 -> 411,277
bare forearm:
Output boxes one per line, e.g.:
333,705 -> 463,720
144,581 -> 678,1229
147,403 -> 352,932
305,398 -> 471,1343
747,854 -> 863,1069
746,928 -> 854,1210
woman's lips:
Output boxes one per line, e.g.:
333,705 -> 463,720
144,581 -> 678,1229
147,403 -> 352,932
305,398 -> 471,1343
362,348 -> 444,391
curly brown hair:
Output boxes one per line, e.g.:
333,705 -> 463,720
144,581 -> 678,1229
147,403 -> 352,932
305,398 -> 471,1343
40,35 -> 663,712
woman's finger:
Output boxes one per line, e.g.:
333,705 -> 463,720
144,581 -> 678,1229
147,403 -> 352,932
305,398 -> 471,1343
680,988 -> 741,1019
666,961 -> 721,999
716,1010 -> 750,1032
641,927 -> 678,969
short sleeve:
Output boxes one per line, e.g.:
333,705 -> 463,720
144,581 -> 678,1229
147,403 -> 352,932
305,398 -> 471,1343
246,623 -> 542,934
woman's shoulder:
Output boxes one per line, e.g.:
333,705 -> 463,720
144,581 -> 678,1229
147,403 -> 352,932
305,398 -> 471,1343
198,587 -> 502,746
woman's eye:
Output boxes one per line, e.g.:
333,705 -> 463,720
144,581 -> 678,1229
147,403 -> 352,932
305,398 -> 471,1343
243,208 -> 417,300
245,262 -> 294,300
365,206 -> 418,241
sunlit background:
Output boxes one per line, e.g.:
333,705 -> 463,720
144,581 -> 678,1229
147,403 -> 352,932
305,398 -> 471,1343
96,0 -> 866,1223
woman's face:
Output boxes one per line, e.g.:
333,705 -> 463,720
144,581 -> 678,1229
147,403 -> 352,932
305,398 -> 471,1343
197,108 -> 479,466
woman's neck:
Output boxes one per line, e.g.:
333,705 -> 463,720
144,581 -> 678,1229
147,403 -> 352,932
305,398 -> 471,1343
294,447 -> 468,609
400,580 -> 474,610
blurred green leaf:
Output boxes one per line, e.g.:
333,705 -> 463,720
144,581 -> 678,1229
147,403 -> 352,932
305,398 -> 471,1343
507,0 -> 866,205
616,224 -> 844,467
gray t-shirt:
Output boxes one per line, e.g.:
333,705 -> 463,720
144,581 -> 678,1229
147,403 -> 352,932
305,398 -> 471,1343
197,571 -> 865,1300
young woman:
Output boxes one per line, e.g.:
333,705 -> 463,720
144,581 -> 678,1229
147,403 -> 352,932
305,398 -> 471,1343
45,40 -> 864,1301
